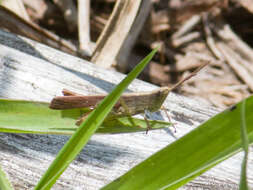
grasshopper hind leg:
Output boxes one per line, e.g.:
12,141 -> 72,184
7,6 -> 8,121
75,108 -> 94,126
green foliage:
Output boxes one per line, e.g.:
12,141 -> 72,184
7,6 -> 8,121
0,48 -> 251,189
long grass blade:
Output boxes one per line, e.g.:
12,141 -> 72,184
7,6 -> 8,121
0,165 -> 13,190
239,99 -> 249,190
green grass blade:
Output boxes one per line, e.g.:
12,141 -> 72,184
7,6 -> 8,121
102,96 -> 253,190
0,99 -> 169,134
34,48 -> 158,190
0,99 -> 78,135
239,99 -> 249,190
0,165 -> 13,190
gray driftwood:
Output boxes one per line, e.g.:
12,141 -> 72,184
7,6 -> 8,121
0,29 -> 251,190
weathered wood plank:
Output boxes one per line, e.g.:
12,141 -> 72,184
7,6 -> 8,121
0,29 -> 250,189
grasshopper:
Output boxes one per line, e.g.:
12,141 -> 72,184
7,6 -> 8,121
50,63 -> 208,130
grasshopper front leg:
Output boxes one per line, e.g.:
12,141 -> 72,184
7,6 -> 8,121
160,106 -> 176,133
143,110 -> 152,134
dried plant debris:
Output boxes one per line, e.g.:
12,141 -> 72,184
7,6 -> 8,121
135,0 -> 252,109
1,0 -> 253,109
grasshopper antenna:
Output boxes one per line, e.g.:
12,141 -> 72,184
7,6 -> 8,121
170,62 -> 209,91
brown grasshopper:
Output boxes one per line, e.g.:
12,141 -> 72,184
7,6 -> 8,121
50,63 -> 208,130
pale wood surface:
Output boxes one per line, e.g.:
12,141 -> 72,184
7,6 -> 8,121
0,29 -> 251,189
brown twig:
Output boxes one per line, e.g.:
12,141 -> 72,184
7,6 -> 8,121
172,15 -> 201,39
172,32 -> 201,47
202,13 -> 224,60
